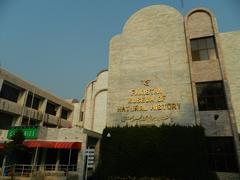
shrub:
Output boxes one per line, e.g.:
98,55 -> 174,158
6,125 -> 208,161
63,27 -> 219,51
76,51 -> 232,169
95,125 -> 218,180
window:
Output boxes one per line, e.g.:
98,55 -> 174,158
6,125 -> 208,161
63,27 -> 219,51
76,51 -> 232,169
43,122 -> 57,128
46,102 -> 58,116
80,111 -> 84,121
45,149 -> 58,167
196,81 -> 227,111
59,149 -> 78,171
0,112 -> 14,129
26,93 -> 40,110
190,36 -> 217,61
0,82 -> 20,102
61,108 -> 69,120
21,117 -> 39,126
207,137 -> 238,172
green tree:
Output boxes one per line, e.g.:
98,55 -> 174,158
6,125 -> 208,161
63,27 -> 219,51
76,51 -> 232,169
3,130 -> 29,164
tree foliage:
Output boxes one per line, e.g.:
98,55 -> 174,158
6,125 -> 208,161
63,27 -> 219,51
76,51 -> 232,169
3,130 -> 29,164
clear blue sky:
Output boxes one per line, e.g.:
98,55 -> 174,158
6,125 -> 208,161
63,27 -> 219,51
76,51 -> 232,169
0,0 -> 239,99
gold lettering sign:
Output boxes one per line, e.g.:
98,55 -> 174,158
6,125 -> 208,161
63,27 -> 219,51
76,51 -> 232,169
130,88 -> 162,96
117,103 -> 180,112
117,80 -> 181,124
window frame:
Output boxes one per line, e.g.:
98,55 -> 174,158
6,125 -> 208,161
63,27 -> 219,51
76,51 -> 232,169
207,137 -> 238,172
0,81 -> 21,103
190,36 -> 218,61
25,93 -> 41,110
196,81 -> 228,111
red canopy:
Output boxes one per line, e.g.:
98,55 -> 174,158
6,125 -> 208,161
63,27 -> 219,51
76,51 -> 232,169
23,141 -> 81,149
0,144 -> 4,149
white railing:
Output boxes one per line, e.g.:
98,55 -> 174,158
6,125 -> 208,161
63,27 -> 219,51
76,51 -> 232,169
44,164 -> 77,171
3,164 -> 39,177
2,164 -> 77,177
15,164 -> 34,176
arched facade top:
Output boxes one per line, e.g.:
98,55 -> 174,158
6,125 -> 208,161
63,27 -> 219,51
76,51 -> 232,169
185,8 -> 218,38
85,70 -> 108,90
96,69 -> 108,78
186,8 -> 215,20
107,4 -> 195,127
122,5 -> 182,34
85,80 -> 96,91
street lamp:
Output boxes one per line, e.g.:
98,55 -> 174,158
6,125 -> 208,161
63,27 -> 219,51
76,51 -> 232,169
106,133 -> 111,138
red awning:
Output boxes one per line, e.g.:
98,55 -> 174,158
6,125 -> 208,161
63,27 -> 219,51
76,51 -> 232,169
0,144 -> 4,149
23,141 -> 81,149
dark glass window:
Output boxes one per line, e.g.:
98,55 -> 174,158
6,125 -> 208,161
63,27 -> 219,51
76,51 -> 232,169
45,149 -> 58,168
207,137 -> 238,172
80,111 -> 84,121
21,117 -> 39,126
70,149 -> 79,165
43,122 -> 57,128
26,93 -> 40,110
196,81 -> 227,111
0,112 -> 13,129
46,102 -> 58,116
61,109 -> 69,120
0,82 -> 20,102
190,36 -> 217,61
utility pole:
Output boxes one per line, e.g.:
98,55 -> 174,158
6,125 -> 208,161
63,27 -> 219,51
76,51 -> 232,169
181,0 -> 184,8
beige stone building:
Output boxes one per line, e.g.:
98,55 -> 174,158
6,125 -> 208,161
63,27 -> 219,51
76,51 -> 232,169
0,3 -> 240,180
0,68 -> 101,180
107,4 -> 240,178
81,70 -> 108,134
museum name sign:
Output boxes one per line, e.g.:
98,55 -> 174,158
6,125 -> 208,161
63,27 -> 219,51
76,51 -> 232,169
117,82 -> 181,113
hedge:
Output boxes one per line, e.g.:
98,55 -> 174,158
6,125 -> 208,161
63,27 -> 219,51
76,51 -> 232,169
94,125 -> 218,180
